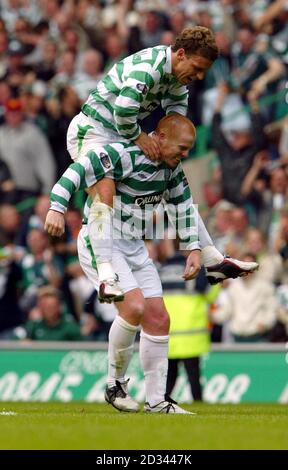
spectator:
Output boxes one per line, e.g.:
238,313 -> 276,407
0,203 -> 22,246
230,206 -> 249,247
207,200 -> 235,253
51,50 -> 77,88
23,286 -> 84,341
231,24 -> 285,100
18,228 -> 63,313
73,48 -> 103,102
27,195 -> 52,232
20,80 -> 51,136
211,82 -> 266,205
34,38 -> 58,82
160,30 -> 175,47
160,256 -> 220,402
203,30 -> 233,97
244,227 -> 283,283
211,254 -> 278,342
203,157 -> 223,208
139,10 -> 164,49
0,158 -> 16,203
47,85 -> 81,178
103,33 -> 127,72
240,150 -> 270,226
169,10 -> 187,37
243,165 -> 288,244
4,39 -> 33,86
0,97 -> 55,202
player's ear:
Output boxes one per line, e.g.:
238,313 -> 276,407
158,130 -> 166,143
176,48 -> 185,61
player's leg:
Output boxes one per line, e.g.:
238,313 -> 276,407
140,296 -> 169,407
87,179 -> 124,302
67,116 -> 124,302
108,284 -> 145,384
140,296 -> 194,414
77,227 -> 140,411
132,257 -> 194,414
104,288 -> 145,412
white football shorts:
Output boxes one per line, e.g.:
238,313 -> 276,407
67,112 -> 127,161
77,225 -> 163,298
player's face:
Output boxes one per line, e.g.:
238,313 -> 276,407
160,127 -> 195,167
173,50 -> 212,85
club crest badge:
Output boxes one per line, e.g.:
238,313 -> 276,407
100,152 -> 112,170
183,176 -> 189,187
136,83 -> 148,94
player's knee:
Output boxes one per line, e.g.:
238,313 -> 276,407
130,301 -> 145,323
150,309 -> 170,334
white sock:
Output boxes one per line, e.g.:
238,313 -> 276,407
97,262 -> 115,281
139,331 -> 169,407
88,200 -> 114,279
107,315 -> 139,388
201,245 -> 224,267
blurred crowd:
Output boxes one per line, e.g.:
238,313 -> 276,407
0,0 -> 287,343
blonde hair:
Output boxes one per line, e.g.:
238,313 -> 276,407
172,26 -> 219,62
37,285 -> 60,299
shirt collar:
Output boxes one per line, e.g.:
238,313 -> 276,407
163,46 -> 172,74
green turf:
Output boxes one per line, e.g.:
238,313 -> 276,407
0,402 -> 287,450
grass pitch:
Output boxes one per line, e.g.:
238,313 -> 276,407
0,402 -> 287,450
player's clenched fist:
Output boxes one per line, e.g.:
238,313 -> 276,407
44,209 -> 65,237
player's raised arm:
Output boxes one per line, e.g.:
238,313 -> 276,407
45,147 -> 121,237
44,161 -> 86,236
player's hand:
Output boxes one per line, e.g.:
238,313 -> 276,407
182,249 -> 201,280
44,209 -> 65,237
134,132 -> 161,161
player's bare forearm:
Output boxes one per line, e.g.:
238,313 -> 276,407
44,209 -> 65,237
87,179 -> 116,207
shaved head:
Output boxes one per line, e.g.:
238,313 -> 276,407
156,114 -> 196,139
155,114 -> 196,167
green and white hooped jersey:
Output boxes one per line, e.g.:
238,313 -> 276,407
81,46 -> 188,141
50,142 -> 200,250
